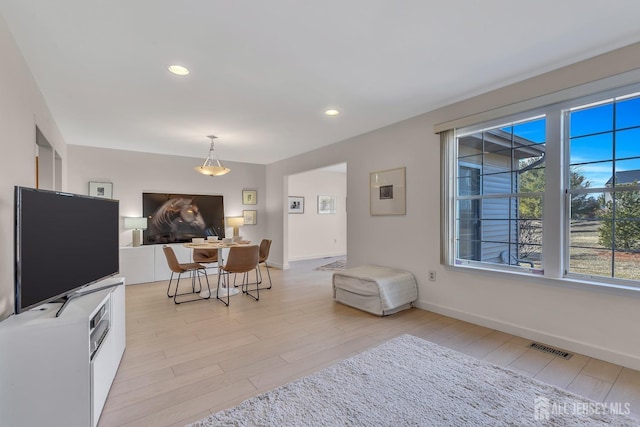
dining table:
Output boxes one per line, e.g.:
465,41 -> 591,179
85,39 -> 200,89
183,240 -> 252,298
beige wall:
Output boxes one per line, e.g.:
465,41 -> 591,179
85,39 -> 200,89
288,168 -> 347,261
66,145 -> 267,247
266,42 -> 640,370
0,16 -> 66,320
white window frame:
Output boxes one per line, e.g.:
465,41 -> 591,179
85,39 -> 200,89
443,82 -> 640,290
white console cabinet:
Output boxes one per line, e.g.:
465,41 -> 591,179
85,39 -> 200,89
119,245 -> 155,284
0,278 -> 126,427
119,243 -> 193,284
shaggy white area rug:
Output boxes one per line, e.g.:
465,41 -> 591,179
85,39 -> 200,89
187,334 -> 638,426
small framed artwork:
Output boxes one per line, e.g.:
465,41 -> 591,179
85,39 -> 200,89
243,210 -> 257,225
242,189 -> 257,205
370,167 -> 406,215
288,196 -> 305,214
317,195 -> 337,214
88,181 -> 113,199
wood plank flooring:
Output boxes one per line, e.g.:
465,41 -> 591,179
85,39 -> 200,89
98,258 -> 640,426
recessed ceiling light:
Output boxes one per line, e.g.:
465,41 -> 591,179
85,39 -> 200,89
168,65 -> 190,76
324,109 -> 340,116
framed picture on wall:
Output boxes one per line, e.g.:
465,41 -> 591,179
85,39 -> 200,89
88,181 -> 113,199
242,189 -> 257,205
288,196 -> 304,214
142,193 -> 225,244
317,195 -> 337,214
243,210 -> 257,225
370,167 -> 406,215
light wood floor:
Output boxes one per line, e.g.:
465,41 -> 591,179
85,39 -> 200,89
98,258 -> 640,426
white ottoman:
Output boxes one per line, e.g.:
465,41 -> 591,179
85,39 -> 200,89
332,265 -> 418,316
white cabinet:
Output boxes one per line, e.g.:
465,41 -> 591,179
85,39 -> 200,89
119,243 -> 193,284
119,245 -> 154,284
0,278 -> 126,427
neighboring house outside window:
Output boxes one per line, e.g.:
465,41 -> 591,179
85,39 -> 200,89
603,170 -> 640,203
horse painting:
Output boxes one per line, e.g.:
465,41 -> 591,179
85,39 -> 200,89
147,198 -> 206,243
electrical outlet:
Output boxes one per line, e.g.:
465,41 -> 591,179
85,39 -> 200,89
428,271 -> 436,281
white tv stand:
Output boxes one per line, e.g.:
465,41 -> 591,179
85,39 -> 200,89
0,277 -> 126,427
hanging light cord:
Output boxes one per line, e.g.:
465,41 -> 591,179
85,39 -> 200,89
202,140 -> 224,168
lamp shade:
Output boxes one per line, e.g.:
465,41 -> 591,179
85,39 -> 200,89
124,217 -> 148,230
226,217 -> 244,227
226,216 -> 244,237
195,165 -> 231,176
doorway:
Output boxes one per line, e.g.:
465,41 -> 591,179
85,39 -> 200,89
287,163 -> 347,264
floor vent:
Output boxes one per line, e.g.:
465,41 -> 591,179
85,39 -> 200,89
529,342 -> 573,360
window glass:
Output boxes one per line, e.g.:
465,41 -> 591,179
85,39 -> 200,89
568,192 -> 608,279
569,133 -> 613,166
616,128 -> 640,159
569,103 -> 613,137
567,94 -> 640,281
455,117 -> 545,270
615,95 -> 640,129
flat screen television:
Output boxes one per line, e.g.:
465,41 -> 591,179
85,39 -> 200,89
14,186 -> 120,314
142,192 -> 225,244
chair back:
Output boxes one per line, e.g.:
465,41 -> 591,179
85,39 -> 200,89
193,249 -> 218,263
259,239 -> 272,263
162,246 -> 183,273
224,245 -> 259,274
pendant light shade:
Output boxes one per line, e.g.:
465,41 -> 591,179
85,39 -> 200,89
195,135 -> 231,176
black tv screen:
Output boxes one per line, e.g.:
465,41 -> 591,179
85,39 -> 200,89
14,186 -> 119,313
142,193 -> 225,244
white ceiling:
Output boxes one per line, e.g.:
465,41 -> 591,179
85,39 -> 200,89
2,1 -> 640,165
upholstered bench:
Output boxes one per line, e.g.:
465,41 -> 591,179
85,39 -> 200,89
332,265 -> 418,316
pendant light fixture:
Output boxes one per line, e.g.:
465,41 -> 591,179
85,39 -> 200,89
194,135 -> 231,176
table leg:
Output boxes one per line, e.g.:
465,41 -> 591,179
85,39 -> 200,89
216,246 -> 239,297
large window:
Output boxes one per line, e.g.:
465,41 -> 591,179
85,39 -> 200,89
446,86 -> 640,286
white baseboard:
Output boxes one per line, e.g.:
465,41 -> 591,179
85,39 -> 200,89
288,252 -> 346,262
414,300 -> 640,371
269,261 -> 287,269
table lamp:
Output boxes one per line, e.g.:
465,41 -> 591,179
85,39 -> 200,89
124,217 -> 148,247
226,216 -> 244,238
